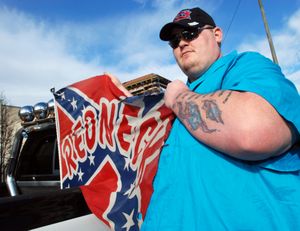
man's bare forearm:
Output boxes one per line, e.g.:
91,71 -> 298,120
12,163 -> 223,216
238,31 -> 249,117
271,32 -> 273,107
173,90 -> 232,133
164,80 -> 293,160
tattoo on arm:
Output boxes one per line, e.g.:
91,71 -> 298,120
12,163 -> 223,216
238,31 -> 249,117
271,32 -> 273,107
175,92 -> 185,100
223,91 -> 233,104
177,101 -> 217,133
181,92 -> 190,99
218,90 -> 225,97
194,95 -> 201,99
187,93 -> 198,100
202,99 -> 224,124
209,91 -> 216,97
174,90 -> 232,133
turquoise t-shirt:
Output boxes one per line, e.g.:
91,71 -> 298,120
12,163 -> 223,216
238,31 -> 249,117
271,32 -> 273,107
142,51 -> 300,231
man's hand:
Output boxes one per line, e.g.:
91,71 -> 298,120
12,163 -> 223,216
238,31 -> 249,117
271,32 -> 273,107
104,72 -> 133,97
164,80 -> 190,108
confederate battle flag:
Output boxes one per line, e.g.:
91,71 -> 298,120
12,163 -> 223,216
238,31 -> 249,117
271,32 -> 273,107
53,74 -> 174,230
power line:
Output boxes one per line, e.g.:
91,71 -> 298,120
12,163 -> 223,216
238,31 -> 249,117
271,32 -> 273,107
223,0 -> 242,44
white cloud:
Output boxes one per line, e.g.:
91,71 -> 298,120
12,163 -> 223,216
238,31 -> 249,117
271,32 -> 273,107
237,8 -> 300,93
0,1 -> 202,106
0,7 -> 102,106
7,0 -> 300,109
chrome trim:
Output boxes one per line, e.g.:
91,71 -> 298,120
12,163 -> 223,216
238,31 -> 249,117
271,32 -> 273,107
6,174 -> 18,196
16,180 -> 60,187
6,128 -> 24,196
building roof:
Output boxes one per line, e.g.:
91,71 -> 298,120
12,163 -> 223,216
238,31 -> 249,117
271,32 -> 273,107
123,73 -> 170,95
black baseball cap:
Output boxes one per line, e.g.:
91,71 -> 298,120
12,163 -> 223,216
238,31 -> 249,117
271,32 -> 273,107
160,7 -> 216,41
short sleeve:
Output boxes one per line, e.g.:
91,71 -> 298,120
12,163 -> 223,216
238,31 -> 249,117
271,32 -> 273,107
222,52 -> 300,135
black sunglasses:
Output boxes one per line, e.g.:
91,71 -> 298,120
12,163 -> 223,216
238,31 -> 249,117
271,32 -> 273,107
168,26 -> 215,49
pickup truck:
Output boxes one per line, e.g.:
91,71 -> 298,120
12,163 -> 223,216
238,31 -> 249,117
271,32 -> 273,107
0,74 -> 170,230
0,100 -> 104,230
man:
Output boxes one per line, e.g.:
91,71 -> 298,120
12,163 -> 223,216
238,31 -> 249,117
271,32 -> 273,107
141,7 -> 300,230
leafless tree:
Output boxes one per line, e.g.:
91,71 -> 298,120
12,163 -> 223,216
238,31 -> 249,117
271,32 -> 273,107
0,93 -> 15,183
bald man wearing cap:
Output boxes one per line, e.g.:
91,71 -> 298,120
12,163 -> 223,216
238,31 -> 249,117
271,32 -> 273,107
141,7 -> 300,231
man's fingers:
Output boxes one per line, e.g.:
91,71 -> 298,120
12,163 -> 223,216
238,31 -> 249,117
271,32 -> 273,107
164,80 -> 189,108
104,72 -> 133,97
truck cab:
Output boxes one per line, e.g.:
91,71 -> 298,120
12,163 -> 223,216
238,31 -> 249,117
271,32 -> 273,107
6,100 -> 60,196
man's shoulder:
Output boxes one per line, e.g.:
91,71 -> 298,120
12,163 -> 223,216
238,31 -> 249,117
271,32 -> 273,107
220,51 -> 271,68
236,51 -> 269,61
228,50 -> 278,71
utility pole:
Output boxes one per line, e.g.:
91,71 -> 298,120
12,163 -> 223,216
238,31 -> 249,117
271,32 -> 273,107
258,0 -> 279,65
0,99 -> 2,182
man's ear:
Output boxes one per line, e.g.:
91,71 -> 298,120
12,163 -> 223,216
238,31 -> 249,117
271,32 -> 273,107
214,27 -> 223,44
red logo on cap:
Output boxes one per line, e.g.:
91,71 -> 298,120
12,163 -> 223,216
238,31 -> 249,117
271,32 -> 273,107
173,10 -> 191,22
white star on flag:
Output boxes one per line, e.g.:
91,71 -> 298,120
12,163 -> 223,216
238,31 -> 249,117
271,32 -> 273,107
71,97 -> 78,110
123,156 -> 131,171
88,153 -> 95,166
124,183 -> 136,199
57,92 -> 66,100
122,209 -> 135,231
77,168 -> 84,181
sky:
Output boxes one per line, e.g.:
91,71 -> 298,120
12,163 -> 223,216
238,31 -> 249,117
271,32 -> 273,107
1,0 -> 300,107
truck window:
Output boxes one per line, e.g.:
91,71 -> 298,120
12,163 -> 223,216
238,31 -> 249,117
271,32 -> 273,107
16,127 -> 59,179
